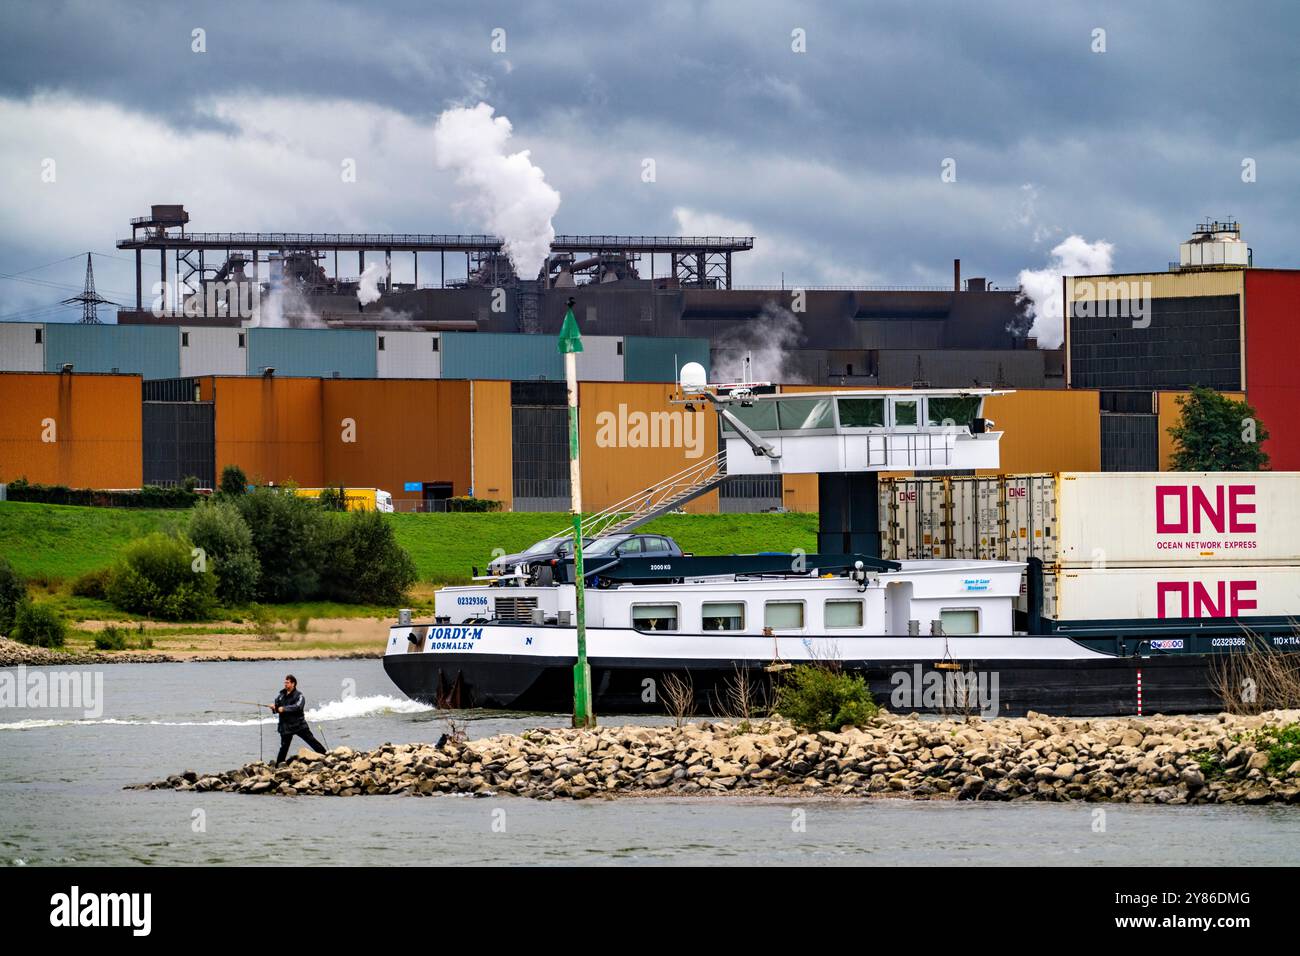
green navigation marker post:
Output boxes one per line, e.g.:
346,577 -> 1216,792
558,298 -> 594,728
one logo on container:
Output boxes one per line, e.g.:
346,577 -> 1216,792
1156,580 -> 1257,618
1154,484 -> 1256,534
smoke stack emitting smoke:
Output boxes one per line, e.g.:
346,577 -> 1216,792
713,302 -> 805,384
433,103 -> 561,280
1016,235 -> 1114,348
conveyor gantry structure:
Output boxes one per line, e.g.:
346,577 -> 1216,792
116,204 -> 756,312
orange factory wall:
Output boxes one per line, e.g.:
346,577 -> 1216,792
471,380 -> 513,509
1157,390 -> 1245,471
578,381 -> 721,513
0,373 -> 142,488
979,390 -> 1101,474
320,379 -> 473,501
210,377 -> 325,487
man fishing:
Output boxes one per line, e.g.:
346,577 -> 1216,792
268,675 -> 327,765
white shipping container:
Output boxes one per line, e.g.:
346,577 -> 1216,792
880,472 -> 1300,567
1044,565 -> 1300,623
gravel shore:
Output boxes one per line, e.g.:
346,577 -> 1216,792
137,710 -> 1300,805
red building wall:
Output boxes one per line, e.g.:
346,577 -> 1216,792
1244,270 -> 1300,470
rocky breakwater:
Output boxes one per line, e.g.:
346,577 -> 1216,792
0,636 -> 175,666
137,711 -> 1300,804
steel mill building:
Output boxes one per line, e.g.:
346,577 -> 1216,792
1,211 -> 1295,510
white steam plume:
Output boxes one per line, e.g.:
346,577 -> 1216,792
713,302 -> 805,384
1017,235 -> 1114,349
358,263 -> 383,305
432,103 -> 561,281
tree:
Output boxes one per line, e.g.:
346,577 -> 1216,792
1168,386 -> 1269,471
219,464 -> 249,497
188,499 -> 261,604
0,556 -> 26,637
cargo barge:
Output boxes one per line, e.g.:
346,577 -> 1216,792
383,380 -> 1300,717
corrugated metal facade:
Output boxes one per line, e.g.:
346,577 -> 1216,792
575,336 -> 624,381
0,372 -> 142,487
439,332 -> 634,382
247,328 -> 376,379
471,381 -> 513,508
0,323 -> 44,371
1100,414 -> 1159,471
441,331 -> 565,380
143,402 -> 216,487
578,381 -> 720,514
622,336 -> 710,382
209,376 -> 325,486
1244,271 -> 1300,470
981,390 -> 1101,474
180,327 -> 248,377
1066,271 -> 1245,391
44,324 -> 180,379
376,331 -> 442,378
320,379 -> 472,504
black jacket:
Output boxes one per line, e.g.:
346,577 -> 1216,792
273,687 -> 309,735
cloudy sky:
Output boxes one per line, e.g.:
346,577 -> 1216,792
1,0 -> 1296,321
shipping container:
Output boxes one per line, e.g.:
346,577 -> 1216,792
880,472 -> 1300,567
0,323 -> 45,371
1044,564 -> 1300,623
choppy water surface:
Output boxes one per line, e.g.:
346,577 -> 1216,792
2,660 -> 1298,866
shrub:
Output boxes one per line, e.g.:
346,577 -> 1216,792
234,488 -> 325,602
4,481 -> 198,508
445,496 -> 502,513
219,464 -> 249,497
106,533 -> 217,621
94,626 -> 129,651
1250,723 -> 1300,777
70,567 -> 113,600
321,510 -> 418,604
12,601 -> 66,648
0,555 -> 25,636
317,486 -> 347,512
188,499 -> 261,604
773,665 -> 878,732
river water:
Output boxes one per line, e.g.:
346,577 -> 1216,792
1,659 -> 1298,866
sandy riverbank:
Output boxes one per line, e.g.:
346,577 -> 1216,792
1,617 -> 387,666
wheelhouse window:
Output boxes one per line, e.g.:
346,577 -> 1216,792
632,604 -> 678,632
825,599 -> 864,628
720,402 -> 778,434
775,398 -> 834,431
837,398 -> 885,428
939,608 -> 979,634
702,601 -> 745,631
764,600 -> 805,629
891,399 -> 918,427
927,396 -> 981,428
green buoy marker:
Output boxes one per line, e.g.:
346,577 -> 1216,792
558,297 -> 594,728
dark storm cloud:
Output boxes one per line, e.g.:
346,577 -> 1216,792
1,0 -> 1297,316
